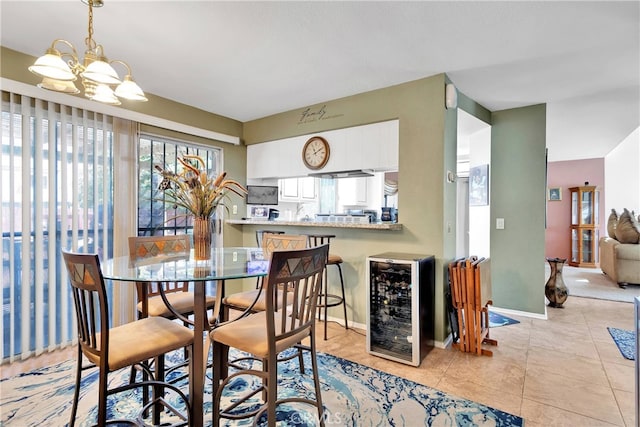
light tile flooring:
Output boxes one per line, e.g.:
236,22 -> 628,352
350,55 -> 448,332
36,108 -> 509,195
316,296 -> 637,426
2,296 -> 637,426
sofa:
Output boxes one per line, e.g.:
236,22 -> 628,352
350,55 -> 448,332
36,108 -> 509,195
599,208 -> 640,287
599,237 -> 640,287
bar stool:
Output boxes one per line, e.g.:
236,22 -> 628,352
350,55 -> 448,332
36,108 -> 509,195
306,234 -> 348,340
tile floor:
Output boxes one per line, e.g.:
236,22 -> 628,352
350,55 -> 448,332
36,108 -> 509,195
2,296 -> 637,426
315,296 -> 637,426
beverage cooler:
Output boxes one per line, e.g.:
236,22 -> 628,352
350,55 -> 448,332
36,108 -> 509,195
366,253 -> 435,366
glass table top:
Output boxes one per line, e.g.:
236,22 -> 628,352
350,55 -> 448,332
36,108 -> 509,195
101,246 -> 268,282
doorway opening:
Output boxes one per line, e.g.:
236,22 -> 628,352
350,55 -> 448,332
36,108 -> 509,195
456,109 -> 492,259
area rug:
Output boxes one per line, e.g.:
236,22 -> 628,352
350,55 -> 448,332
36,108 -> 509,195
607,327 -> 636,360
549,265 -> 639,303
0,349 -> 524,426
489,311 -> 520,328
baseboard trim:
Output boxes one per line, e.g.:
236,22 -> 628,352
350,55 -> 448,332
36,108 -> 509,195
490,305 -> 548,320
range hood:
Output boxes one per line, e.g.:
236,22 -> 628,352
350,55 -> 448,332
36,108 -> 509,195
308,169 -> 375,179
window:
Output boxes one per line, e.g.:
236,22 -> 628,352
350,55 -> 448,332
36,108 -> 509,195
137,135 -> 221,241
1,93 -> 114,361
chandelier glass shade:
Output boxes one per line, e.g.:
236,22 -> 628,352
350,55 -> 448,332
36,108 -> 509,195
28,0 -> 147,105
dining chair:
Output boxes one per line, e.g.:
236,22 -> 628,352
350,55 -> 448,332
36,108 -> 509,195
128,235 -> 217,400
128,235 -> 217,322
222,233 -> 309,371
62,250 -> 194,427
222,233 -> 308,318
210,244 -> 329,427
253,230 -> 285,289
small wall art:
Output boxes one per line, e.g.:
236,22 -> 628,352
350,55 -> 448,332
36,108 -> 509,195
548,187 -> 562,201
250,206 -> 269,218
469,164 -> 489,206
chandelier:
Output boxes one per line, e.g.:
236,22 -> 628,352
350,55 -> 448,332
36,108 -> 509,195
28,0 -> 147,105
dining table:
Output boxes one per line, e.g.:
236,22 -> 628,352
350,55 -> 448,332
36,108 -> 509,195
101,246 -> 268,427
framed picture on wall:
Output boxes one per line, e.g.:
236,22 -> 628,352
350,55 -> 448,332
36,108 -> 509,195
469,164 -> 489,206
548,187 -> 562,201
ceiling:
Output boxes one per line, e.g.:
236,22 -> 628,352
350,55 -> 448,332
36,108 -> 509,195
1,1 -> 638,162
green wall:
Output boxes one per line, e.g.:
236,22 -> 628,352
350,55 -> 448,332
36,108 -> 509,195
244,74 -> 453,342
243,80 -> 549,339
490,104 -> 547,314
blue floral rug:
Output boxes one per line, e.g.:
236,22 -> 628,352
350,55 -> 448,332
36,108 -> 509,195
607,327 -> 636,360
1,349 -> 524,426
489,311 -> 520,328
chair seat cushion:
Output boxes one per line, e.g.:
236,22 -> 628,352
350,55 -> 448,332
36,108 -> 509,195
223,289 -> 293,312
328,254 -> 342,264
210,311 -> 308,359
88,317 -> 194,371
138,292 -> 217,318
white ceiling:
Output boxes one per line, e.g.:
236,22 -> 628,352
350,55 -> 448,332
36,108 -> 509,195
1,1 -> 638,162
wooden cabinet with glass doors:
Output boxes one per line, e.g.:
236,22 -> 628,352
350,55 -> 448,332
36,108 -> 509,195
569,185 -> 599,267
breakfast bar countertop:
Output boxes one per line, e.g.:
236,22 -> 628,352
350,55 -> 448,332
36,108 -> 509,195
226,219 -> 403,230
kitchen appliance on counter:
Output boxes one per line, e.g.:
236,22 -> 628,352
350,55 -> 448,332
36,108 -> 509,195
315,214 -> 370,224
380,207 -> 397,223
268,208 -> 280,221
364,209 -> 378,223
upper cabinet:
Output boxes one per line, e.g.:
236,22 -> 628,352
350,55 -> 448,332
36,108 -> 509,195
246,120 -> 399,180
279,177 -> 317,202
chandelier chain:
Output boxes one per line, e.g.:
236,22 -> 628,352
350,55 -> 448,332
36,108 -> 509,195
86,2 -> 95,51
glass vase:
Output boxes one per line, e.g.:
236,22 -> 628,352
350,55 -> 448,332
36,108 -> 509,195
193,216 -> 212,260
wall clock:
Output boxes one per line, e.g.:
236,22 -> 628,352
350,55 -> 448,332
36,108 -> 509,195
302,136 -> 330,170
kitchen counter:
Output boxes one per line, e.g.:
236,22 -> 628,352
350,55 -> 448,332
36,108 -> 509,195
226,219 -> 402,230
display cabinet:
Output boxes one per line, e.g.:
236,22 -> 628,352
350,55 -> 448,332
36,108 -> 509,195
569,185 -> 599,267
366,253 -> 435,366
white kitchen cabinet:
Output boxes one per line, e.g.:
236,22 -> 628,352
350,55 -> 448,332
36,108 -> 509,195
281,178 -> 299,199
247,141 -> 281,179
338,177 -> 368,206
246,120 -> 399,180
279,177 -> 318,202
300,177 -> 317,199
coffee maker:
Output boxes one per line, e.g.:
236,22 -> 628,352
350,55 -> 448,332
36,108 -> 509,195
380,207 -> 397,222
268,208 -> 280,221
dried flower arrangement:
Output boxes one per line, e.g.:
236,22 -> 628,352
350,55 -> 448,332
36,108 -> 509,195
154,155 -> 247,259
154,155 -> 247,219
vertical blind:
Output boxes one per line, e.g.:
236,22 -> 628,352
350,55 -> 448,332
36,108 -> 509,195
1,92 -> 114,362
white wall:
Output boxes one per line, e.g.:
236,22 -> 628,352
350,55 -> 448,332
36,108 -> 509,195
456,178 -> 469,258
468,127 -> 492,257
605,127 -> 640,215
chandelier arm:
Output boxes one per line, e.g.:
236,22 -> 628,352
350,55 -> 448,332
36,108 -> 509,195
49,39 -> 84,74
109,59 -> 133,75
50,39 -> 80,62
